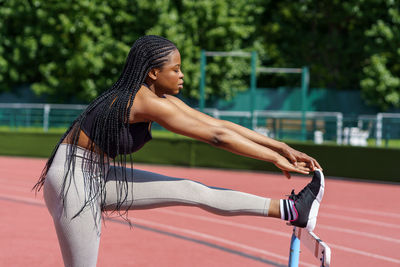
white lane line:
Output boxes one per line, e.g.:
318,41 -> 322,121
130,216 -> 316,267
0,193 -> 44,205
330,243 -> 400,264
319,213 -> 400,229
159,209 -> 400,244
0,179 -> 34,187
318,224 -> 400,244
157,209 -> 290,238
156,209 -> 400,264
0,184 -> 35,193
323,204 -> 400,219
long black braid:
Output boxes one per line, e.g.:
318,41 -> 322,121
33,35 -> 177,220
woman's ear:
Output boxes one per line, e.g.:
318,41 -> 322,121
148,68 -> 159,81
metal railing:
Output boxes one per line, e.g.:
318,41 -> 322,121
376,113 -> 400,146
1,103 -> 399,147
0,103 -> 86,132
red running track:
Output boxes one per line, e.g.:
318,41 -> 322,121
0,156 -> 399,267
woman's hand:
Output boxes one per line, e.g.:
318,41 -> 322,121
274,156 -> 311,179
280,143 -> 322,171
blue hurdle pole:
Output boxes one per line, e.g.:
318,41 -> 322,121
288,227 -> 300,267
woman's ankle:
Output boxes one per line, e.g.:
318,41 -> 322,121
268,199 -> 281,218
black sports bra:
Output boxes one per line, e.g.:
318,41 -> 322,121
81,86 -> 152,158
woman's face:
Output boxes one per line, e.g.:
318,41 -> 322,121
152,49 -> 184,95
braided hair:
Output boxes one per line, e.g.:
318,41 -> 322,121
34,35 -> 177,220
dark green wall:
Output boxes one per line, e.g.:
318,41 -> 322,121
206,88 -> 382,115
0,132 -> 399,182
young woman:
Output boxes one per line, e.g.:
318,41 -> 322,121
34,35 -> 325,267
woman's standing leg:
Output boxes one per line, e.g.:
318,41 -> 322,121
43,145 -> 102,267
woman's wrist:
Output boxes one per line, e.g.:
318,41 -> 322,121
276,141 -> 288,153
270,151 -> 284,165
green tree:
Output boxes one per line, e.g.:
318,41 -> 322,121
0,0 -> 264,103
0,0 -> 166,102
255,0 -> 370,89
256,0 -> 400,110
141,0 -> 264,100
0,0 -> 134,102
361,0 -> 400,110
1,0 -> 399,110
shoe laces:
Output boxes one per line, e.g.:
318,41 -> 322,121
289,185 -> 309,202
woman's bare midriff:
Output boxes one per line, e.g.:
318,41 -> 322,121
61,128 -> 106,155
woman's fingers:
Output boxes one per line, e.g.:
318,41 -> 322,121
305,156 -> 322,171
293,167 -> 310,175
305,156 -> 323,171
297,162 -> 320,174
283,146 -> 323,171
287,153 -> 298,166
313,158 -> 323,170
275,157 -> 310,177
296,161 -> 307,167
282,170 -> 291,179
290,161 -> 311,172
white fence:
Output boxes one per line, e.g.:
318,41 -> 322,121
376,113 -> 400,146
0,103 -> 86,132
1,103 -> 399,146
204,108 -> 343,144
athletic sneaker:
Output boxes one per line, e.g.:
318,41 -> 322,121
288,169 -> 325,232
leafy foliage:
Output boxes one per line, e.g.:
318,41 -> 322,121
0,0 -> 263,102
255,0 -> 400,109
0,0 -> 399,109
0,0 -> 132,101
143,0 -> 264,99
361,0 -> 400,110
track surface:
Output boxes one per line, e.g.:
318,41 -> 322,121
0,156 -> 399,266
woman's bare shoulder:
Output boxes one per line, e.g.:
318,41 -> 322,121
130,85 -> 171,122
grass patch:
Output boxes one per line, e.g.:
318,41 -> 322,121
0,126 -> 190,140
1,126 -> 400,148
0,126 -> 67,134
368,138 -> 400,148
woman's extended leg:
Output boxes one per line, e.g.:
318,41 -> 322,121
104,167 -> 273,217
104,167 -> 325,232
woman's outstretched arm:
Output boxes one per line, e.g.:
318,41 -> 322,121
133,88 -> 311,177
163,95 -> 322,173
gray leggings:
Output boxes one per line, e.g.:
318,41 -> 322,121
43,144 -> 270,267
